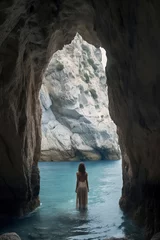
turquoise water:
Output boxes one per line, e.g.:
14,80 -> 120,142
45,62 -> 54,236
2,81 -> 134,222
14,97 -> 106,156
0,161 -> 143,240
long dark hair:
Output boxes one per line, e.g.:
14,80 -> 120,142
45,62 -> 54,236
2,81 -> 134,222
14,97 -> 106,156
78,162 -> 86,174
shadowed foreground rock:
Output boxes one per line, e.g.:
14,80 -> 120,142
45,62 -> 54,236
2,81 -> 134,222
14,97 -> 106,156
0,233 -> 21,240
151,233 -> 160,240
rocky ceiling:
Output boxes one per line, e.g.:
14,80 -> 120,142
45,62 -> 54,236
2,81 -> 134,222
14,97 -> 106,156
0,0 -> 160,238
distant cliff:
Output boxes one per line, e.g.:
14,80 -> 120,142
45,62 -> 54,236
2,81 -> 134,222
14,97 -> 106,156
40,33 -> 120,161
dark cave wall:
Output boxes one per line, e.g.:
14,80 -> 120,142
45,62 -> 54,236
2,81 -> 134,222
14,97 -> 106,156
0,0 -> 60,215
92,1 -> 160,238
0,0 -> 99,216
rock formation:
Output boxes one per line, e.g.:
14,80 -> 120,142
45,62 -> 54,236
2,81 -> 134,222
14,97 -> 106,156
0,233 -> 21,240
151,233 -> 160,240
93,2 -> 160,238
0,0 -> 160,238
40,33 -> 120,161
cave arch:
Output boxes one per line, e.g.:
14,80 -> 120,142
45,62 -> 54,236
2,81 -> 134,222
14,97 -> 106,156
0,0 -> 160,238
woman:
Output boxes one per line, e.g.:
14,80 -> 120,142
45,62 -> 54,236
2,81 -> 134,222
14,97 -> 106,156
75,162 -> 89,210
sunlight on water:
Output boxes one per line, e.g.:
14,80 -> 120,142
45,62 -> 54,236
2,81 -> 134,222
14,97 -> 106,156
0,161 -> 143,240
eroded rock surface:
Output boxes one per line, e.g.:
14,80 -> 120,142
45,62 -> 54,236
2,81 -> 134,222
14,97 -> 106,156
92,1 -> 160,238
0,233 -> 21,240
0,0 -> 100,216
40,33 -> 120,161
151,233 -> 160,240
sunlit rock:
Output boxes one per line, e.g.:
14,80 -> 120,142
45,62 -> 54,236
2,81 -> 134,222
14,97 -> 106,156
151,233 -> 160,240
40,34 -> 120,161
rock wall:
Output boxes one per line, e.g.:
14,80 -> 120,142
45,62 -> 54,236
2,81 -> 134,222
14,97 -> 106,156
0,0 -> 100,216
92,1 -> 160,238
40,33 -> 120,161
0,1 -> 160,238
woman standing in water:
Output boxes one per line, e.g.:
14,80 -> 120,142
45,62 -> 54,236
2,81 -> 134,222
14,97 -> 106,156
75,162 -> 89,210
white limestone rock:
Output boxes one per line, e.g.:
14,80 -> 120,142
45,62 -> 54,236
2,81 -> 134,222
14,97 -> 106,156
40,33 -> 120,161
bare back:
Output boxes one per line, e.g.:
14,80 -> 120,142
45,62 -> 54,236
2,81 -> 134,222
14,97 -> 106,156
77,172 -> 87,182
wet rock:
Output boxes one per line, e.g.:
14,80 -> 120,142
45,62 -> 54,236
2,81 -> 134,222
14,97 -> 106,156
0,233 -> 21,240
151,233 -> 160,240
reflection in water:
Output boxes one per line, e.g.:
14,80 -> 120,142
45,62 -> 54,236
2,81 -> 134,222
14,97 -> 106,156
0,161 -> 144,240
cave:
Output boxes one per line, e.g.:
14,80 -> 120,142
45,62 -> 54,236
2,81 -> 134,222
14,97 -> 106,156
0,0 -> 160,239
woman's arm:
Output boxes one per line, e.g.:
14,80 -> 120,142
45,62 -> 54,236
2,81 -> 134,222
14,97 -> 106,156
75,172 -> 79,193
86,173 -> 89,192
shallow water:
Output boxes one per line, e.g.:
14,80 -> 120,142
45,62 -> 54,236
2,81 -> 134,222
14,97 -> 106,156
0,161 -> 143,240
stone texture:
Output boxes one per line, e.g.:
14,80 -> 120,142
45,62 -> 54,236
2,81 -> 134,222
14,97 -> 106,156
151,233 -> 160,240
0,233 -> 21,240
92,1 -> 160,238
0,0 -> 99,216
0,0 -> 160,238
40,33 -> 120,161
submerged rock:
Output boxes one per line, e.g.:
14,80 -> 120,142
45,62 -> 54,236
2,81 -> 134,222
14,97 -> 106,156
40,33 -> 120,161
0,233 -> 21,240
151,233 -> 160,240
